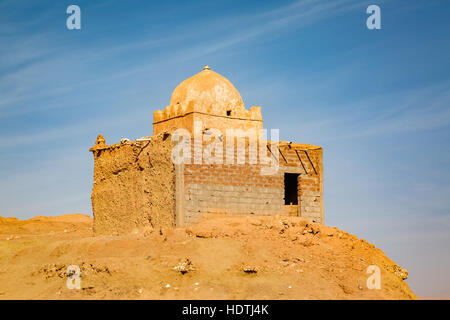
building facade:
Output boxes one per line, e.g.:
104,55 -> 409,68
90,66 -> 323,235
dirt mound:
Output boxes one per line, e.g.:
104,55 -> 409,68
0,213 -> 416,299
0,214 -> 92,238
0,217 -> 18,224
29,214 -> 92,223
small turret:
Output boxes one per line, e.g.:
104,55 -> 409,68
89,134 -> 106,152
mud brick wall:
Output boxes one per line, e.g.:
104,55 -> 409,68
91,134 -> 176,235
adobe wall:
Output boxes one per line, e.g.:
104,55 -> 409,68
90,133 -> 176,235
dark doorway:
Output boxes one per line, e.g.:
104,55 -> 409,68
284,173 -> 299,205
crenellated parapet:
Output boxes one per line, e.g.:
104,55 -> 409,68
153,104 -> 262,123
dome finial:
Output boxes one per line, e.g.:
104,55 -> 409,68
203,64 -> 211,71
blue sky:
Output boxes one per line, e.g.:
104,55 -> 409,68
1,0 -> 449,297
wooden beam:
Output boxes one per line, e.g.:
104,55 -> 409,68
266,145 -> 278,164
294,150 -> 307,174
304,150 -> 318,175
278,146 -> 288,164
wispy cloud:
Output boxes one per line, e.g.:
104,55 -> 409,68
334,82 -> 450,138
279,73 -> 450,142
0,0 -> 370,117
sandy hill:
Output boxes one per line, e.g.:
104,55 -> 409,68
0,214 -> 416,299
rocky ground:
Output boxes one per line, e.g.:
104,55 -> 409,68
0,214 -> 416,299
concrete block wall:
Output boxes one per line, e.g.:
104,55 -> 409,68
179,142 -> 323,224
183,163 -> 284,223
280,147 -> 323,224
